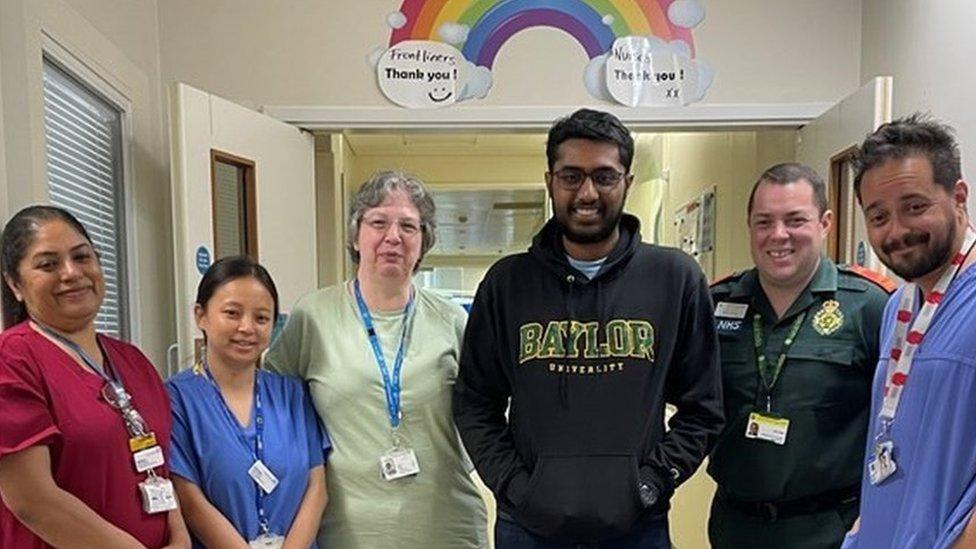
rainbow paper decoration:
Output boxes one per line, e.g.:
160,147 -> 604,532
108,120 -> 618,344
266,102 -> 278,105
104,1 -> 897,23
390,0 -> 696,69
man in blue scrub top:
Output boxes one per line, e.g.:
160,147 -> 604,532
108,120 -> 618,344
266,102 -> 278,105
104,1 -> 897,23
844,114 -> 976,548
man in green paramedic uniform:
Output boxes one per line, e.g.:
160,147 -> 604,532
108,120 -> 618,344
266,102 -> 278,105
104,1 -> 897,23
708,163 -> 893,549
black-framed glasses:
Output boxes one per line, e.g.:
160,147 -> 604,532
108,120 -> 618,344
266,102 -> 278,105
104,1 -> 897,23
551,168 -> 626,191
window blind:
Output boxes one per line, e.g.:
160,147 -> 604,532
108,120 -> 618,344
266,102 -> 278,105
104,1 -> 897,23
42,59 -> 128,338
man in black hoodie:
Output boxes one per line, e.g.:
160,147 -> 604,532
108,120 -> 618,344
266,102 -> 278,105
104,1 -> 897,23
453,109 -> 724,547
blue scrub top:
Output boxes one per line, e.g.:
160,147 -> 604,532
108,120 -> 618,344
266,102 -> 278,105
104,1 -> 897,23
167,367 -> 330,548
845,267 -> 976,548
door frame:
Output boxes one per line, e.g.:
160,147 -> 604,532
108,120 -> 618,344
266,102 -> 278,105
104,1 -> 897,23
264,102 -> 833,131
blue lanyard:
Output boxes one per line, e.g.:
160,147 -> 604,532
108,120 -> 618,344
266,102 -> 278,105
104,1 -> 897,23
201,361 -> 269,532
35,321 -> 154,443
353,279 -> 414,429
35,322 -> 118,384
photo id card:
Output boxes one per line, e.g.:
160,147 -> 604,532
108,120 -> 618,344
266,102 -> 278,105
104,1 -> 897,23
133,445 -> 165,473
745,412 -> 790,445
249,533 -> 285,549
248,460 -> 279,494
380,448 -> 420,481
869,441 -> 898,485
139,476 -> 178,514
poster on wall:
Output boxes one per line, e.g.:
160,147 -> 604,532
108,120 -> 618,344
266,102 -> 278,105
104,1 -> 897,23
674,187 -> 716,278
369,0 -> 713,108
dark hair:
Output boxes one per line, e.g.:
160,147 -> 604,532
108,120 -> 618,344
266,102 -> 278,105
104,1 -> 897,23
747,163 -> 828,217
854,113 -> 961,201
346,170 -> 437,270
1,205 -> 96,329
195,256 -> 280,326
546,109 -> 634,172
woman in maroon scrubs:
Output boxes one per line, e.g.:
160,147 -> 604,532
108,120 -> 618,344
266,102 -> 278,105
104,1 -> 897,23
0,205 -> 189,548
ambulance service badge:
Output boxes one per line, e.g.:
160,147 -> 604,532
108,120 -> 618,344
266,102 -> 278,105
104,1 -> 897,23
812,299 -> 844,336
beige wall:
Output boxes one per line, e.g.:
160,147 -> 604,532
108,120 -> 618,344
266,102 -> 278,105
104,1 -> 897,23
861,0 -> 976,211
0,0 -> 173,365
662,130 -> 797,277
155,0 -> 862,108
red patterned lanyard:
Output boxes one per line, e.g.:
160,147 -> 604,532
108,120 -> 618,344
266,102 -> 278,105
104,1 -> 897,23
880,226 -> 976,422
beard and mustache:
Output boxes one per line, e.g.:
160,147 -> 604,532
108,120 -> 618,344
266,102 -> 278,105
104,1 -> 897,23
557,200 -> 626,245
879,216 -> 957,281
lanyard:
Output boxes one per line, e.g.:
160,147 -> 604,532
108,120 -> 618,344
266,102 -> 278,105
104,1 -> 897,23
353,279 -> 414,430
752,310 -> 807,412
201,361 -> 269,532
35,322 -> 151,438
36,321 -> 117,383
879,226 -> 976,424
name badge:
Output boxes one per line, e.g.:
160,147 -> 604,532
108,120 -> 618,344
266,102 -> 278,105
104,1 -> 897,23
248,460 -> 280,494
380,448 -> 420,481
139,476 -> 178,514
745,412 -> 790,445
133,445 -> 165,473
715,302 -> 749,319
869,441 -> 897,485
249,533 -> 285,549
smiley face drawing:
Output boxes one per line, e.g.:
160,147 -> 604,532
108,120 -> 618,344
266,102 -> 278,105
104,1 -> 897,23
428,86 -> 453,103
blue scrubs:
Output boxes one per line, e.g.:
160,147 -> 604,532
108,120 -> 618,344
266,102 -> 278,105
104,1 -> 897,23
844,267 -> 976,548
167,367 -> 330,548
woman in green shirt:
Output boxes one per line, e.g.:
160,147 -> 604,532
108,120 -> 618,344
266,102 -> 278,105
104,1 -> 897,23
266,171 -> 488,548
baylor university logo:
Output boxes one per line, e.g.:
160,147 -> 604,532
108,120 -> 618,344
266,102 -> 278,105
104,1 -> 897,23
518,319 -> 655,364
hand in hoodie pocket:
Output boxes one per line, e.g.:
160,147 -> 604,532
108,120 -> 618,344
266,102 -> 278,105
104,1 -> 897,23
516,453 -> 643,543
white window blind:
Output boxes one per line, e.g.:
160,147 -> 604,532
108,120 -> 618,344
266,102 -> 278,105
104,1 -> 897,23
42,59 -> 128,338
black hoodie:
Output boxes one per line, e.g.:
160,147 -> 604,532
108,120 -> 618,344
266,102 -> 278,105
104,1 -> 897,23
453,214 -> 724,543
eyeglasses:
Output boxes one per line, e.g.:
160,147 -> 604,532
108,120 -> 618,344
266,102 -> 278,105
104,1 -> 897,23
362,216 -> 421,237
551,168 -> 627,191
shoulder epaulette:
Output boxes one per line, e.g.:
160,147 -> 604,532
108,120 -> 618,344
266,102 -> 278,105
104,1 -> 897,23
710,270 -> 745,288
841,264 -> 898,294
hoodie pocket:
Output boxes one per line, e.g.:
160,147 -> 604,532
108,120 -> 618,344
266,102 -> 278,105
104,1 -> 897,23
515,453 -> 642,542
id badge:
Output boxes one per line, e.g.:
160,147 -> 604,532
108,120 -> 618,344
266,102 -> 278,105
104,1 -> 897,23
249,533 -> 285,549
745,412 -> 790,445
248,460 -> 279,494
133,445 -> 165,473
139,476 -> 178,514
380,448 -> 420,481
869,441 -> 898,485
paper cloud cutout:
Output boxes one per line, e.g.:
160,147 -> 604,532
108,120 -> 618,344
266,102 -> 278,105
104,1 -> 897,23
366,46 -> 385,68
438,22 -> 470,45
458,60 -> 493,101
667,0 -> 705,29
582,53 -> 614,103
387,11 -> 408,29
695,58 -> 715,101
668,39 -> 692,59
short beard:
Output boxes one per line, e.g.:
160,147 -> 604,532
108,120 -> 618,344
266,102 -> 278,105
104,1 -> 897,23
882,218 -> 957,281
559,204 -> 625,245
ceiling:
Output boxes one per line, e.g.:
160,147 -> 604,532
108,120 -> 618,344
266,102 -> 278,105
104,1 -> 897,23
343,131 -> 549,257
429,187 -> 547,256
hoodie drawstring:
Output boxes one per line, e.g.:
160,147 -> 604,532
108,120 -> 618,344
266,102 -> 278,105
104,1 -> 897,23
559,273 -> 577,409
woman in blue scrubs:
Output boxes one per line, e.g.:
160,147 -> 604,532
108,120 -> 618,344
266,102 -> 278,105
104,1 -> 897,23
166,256 -> 330,548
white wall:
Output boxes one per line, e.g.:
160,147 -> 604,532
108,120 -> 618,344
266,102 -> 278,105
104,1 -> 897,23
0,0 -> 173,365
861,0 -> 976,211
156,0 -> 862,108
169,84 -> 317,365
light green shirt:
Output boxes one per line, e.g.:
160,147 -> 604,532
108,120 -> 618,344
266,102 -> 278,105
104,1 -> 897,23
266,282 -> 488,549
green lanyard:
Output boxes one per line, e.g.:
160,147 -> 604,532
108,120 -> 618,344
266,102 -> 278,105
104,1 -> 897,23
752,311 -> 807,412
